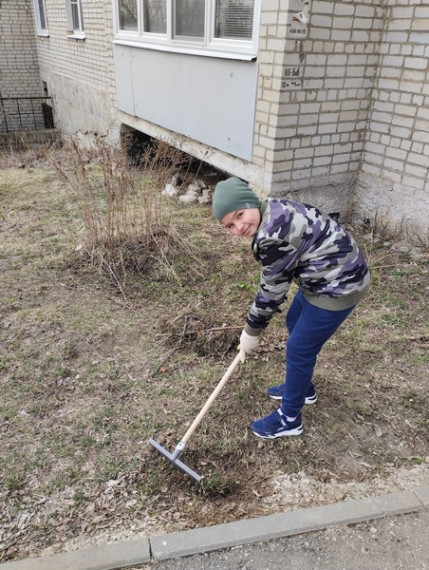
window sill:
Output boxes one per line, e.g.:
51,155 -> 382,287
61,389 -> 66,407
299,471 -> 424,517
67,33 -> 86,41
113,38 -> 257,62
36,31 -> 50,38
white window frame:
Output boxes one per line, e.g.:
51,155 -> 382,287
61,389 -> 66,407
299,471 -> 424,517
113,0 -> 261,61
66,0 -> 86,39
33,0 -> 49,37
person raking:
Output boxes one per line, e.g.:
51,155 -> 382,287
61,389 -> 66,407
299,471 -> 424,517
212,177 -> 371,439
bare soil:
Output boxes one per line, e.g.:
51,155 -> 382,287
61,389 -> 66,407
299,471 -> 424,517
0,151 -> 428,563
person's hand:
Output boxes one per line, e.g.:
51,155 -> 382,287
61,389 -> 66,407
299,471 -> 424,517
238,329 -> 259,362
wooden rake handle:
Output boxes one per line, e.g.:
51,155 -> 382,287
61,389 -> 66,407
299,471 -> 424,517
179,352 -> 242,446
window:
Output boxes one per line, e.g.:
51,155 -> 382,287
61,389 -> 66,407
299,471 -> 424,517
215,0 -> 254,39
67,0 -> 85,37
115,0 -> 259,59
144,0 -> 166,33
119,0 -> 138,31
175,0 -> 205,38
33,0 -> 49,36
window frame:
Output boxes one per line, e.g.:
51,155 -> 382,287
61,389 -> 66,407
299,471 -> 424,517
33,0 -> 49,37
114,0 -> 260,61
66,0 -> 86,39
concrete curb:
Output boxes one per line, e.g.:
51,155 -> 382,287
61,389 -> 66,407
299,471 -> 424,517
0,538 -> 151,570
2,486 -> 428,570
150,487 -> 426,561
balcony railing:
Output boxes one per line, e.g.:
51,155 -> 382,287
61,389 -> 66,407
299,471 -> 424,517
0,97 -> 55,133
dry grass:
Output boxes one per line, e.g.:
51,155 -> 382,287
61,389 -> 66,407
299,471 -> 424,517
0,149 -> 428,562
47,139 -> 200,297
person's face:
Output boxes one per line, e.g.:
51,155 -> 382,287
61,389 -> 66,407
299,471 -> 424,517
221,208 -> 261,238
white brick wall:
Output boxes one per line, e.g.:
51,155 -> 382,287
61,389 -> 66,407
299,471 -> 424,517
251,0 -> 428,235
356,0 -> 429,235
0,1 -> 41,99
34,0 -> 117,140
253,0 -> 384,216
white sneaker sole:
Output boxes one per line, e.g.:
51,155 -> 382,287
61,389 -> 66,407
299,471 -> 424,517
269,394 -> 318,405
251,424 -> 304,439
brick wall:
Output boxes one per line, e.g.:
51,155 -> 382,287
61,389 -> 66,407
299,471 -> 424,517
252,0 -> 428,235
34,0 -> 118,141
253,0 -> 384,215
35,0 -> 114,87
355,1 -> 429,236
0,1 -> 42,98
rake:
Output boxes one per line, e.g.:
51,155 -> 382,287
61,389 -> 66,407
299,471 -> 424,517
148,352 -> 242,483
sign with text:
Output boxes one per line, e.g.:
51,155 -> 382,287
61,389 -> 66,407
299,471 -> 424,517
286,0 -> 311,38
281,65 -> 302,89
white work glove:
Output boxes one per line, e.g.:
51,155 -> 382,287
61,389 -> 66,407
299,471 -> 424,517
238,329 -> 260,362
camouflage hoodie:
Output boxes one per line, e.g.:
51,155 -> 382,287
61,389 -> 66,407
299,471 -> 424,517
244,199 -> 371,335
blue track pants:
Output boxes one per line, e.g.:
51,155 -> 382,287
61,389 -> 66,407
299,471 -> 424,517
281,289 -> 355,417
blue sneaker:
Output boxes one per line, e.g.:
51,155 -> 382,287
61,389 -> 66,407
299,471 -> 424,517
250,408 -> 303,439
267,383 -> 317,404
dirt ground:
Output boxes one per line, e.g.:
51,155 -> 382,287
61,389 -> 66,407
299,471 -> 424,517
0,150 -> 428,563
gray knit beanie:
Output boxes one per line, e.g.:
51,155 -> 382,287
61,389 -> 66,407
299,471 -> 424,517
212,177 -> 261,221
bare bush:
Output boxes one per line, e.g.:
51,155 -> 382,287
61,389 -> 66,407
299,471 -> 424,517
49,138 -> 190,296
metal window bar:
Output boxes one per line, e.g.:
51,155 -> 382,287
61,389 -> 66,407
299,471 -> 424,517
0,97 -> 54,133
